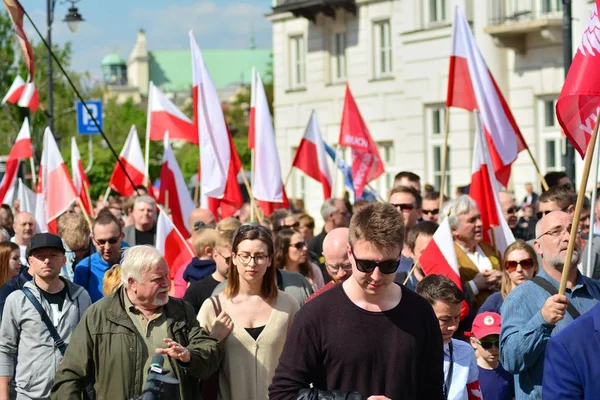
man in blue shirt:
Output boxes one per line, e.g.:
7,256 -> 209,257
500,210 -> 600,400
74,211 -> 127,302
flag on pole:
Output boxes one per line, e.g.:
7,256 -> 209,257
292,111 -> 332,199
419,218 -> 469,319
189,31 -> 244,219
158,134 -> 195,238
109,125 -> 146,196
35,128 -> 78,233
470,113 -> 515,253
556,0 -> 600,158
2,75 -> 39,112
71,137 -> 92,215
248,67 -> 257,150
16,178 -> 35,214
147,81 -> 197,145
250,70 -> 289,215
447,5 -> 527,186
338,84 -> 384,199
0,117 -> 32,205
2,0 -> 34,80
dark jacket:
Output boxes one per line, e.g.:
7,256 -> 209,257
0,266 -> 32,318
182,258 -> 216,283
51,286 -> 223,400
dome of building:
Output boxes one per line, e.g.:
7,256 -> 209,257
101,52 -> 126,66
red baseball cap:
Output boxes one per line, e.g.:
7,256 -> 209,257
470,312 -> 501,339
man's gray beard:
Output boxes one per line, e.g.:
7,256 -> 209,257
152,296 -> 169,307
547,250 -> 580,272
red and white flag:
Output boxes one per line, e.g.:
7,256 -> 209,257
447,6 -> 527,186
2,75 -> 39,112
190,31 -> 244,219
147,81 -> 197,145
109,125 -> 146,196
0,117 -> 32,205
338,84 -> 384,198
158,134 -> 195,238
2,0 -> 34,80
470,113 -> 515,253
248,67 -> 257,150
71,137 -> 92,216
292,111 -> 332,199
155,208 -> 194,296
419,218 -> 469,319
556,0 -> 600,157
17,178 -> 35,214
250,70 -> 289,215
35,128 -> 78,233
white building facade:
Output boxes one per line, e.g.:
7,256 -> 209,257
268,0 -> 593,224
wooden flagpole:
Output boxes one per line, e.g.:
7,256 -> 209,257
76,198 -> 93,230
240,166 -> 263,223
403,262 -> 420,286
194,170 -> 200,208
524,147 -> 549,191
82,181 -> 94,217
439,107 -> 450,211
559,111 -> 600,295
29,157 -> 36,189
284,167 -> 294,187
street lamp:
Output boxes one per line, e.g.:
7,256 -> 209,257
47,0 -> 84,145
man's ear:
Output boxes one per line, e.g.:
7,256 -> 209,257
204,246 -> 213,257
567,204 -> 575,215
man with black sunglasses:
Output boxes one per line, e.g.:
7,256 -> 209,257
270,203 -> 444,400
74,211 -> 127,303
499,191 -> 530,240
422,191 -> 443,223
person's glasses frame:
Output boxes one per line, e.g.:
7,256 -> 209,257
349,246 -> 399,274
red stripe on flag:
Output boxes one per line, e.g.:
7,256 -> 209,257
149,111 -> 198,145
109,157 -> 145,196
159,163 -> 190,238
292,138 -> 332,199
446,55 -> 477,110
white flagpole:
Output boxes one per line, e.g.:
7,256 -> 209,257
144,81 -> 154,179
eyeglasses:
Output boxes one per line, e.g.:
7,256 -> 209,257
326,262 -> 353,272
422,208 -> 439,216
235,253 -> 270,265
390,203 -> 415,212
349,247 -> 399,274
289,241 -> 307,250
506,207 -> 519,214
536,208 -> 567,220
476,338 -> 500,350
536,225 -> 580,240
216,251 -> 231,265
505,258 -> 535,272
94,236 -> 120,245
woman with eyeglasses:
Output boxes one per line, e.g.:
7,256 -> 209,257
198,224 -> 300,400
0,242 -> 21,287
274,228 -> 325,292
478,240 -> 538,315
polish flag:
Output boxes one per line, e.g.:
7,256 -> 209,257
447,6 -> 527,186
155,208 -> 194,287
16,178 -> 36,214
109,125 -> 146,196
35,128 -> 78,233
71,137 -> 92,215
556,0 -> 600,157
292,111 -> 332,199
420,217 -> 469,319
3,0 -> 35,79
248,67 -> 257,150
190,31 -> 244,219
2,75 -> 39,112
338,84 -> 384,199
251,70 -> 289,215
158,134 -> 195,238
470,113 -> 515,253
0,117 -> 32,205
147,81 -> 197,145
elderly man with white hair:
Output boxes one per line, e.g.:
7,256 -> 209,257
444,195 -> 502,313
52,245 -> 224,400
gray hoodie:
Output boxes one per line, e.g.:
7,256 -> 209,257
0,278 -> 91,400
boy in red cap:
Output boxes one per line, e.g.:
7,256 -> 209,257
470,312 -> 515,400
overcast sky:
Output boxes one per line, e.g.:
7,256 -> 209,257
19,0 -> 273,80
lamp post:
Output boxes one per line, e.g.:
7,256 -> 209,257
46,0 -> 84,145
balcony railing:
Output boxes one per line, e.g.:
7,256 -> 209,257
489,0 -> 563,26
272,0 -> 356,21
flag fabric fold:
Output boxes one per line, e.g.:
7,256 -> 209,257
147,81 -> 197,145
71,137 -> 92,215
16,178 -> 35,214
109,125 -> 146,196
158,134 -> 195,238
556,0 -> 600,158
0,117 -> 32,205
2,75 -> 39,112
292,111 -> 332,199
35,128 -> 78,233
338,84 -> 384,199
447,6 -> 527,186
2,0 -> 34,80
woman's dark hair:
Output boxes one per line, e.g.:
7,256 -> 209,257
224,224 -> 278,303
0,242 -> 20,287
273,228 -> 313,280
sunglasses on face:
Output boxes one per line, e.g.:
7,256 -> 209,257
536,208 -> 567,220
506,207 -> 519,214
505,258 -> 535,272
422,208 -> 439,216
94,236 -> 120,245
217,251 -> 231,265
390,203 -> 415,212
350,247 -> 398,274
289,241 -> 307,250
476,338 -> 499,350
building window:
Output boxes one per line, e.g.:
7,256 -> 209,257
427,105 -> 450,196
378,141 -> 395,195
544,99 -> 556,127
541,0 -> 563,14
432,145 -> 451,196
431,107 -> 446,135
289,35 -> 306,88
331,32 -> 347,82
429,0 -> 448,23
373,20 -> 392,77
538,97 -> 564,173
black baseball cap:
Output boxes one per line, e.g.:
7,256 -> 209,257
27,233 -> 66,258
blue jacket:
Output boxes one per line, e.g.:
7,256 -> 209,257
182,258 -> 216,283
74,252 -> 124,303
543,302 -> 600,399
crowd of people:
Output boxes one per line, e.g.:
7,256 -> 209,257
0,170 -> 598,399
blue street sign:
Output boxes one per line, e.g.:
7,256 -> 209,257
76,100 -> 103,135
